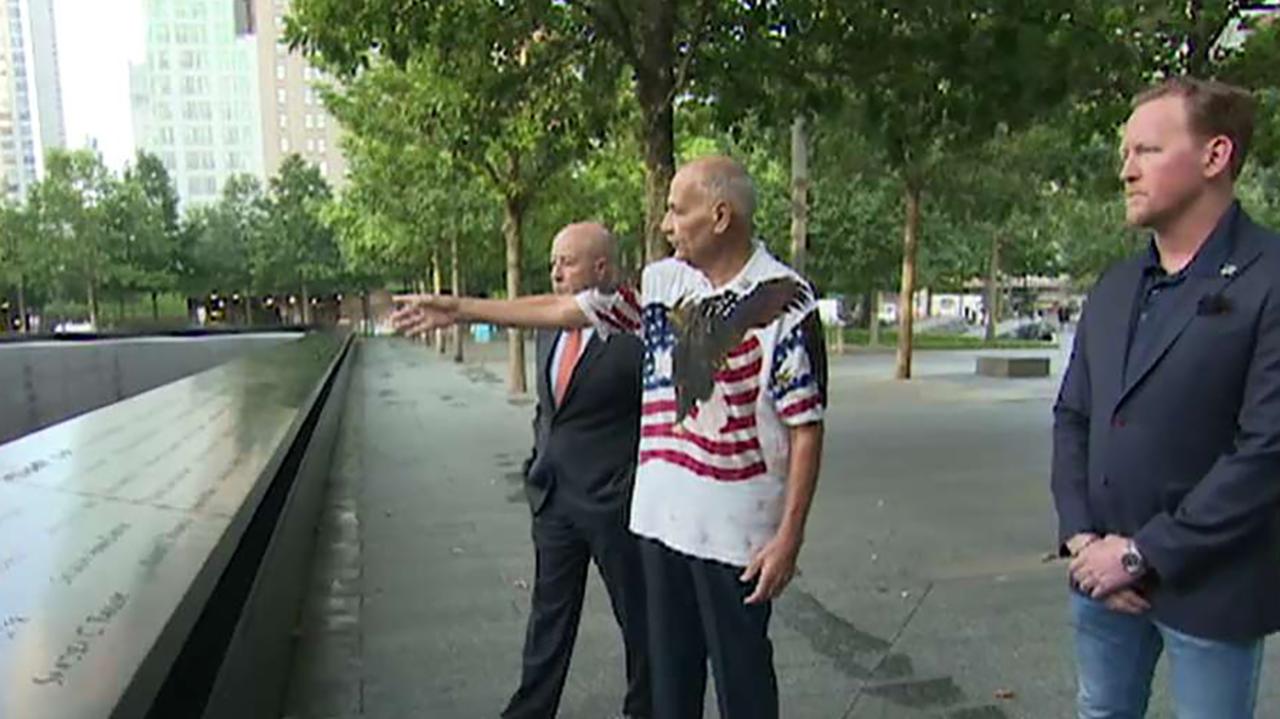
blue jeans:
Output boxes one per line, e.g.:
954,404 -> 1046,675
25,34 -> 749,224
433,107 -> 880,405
1070,592 -> 1264,718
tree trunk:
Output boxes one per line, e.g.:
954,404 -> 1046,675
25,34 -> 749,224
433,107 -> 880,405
301,282 -> 311,325
1184,0 -> 1210,74
985,234 -> 1001,343
243,288 -> 252,326
118,294 -> 126,325
432,247 -> 446,354
789,115 -> 810,273
858,290 -> 872,329
869,291 -> 881,347
17,275 -> 27,333
637,0 -> 676,264
503,197 -> 528,395
895,182 -> 922,380
151,291 -> 159,321
87,279 -> 99,329
451,234 -> 464,363
360,292 -> 371,336
924,287 -> 933,318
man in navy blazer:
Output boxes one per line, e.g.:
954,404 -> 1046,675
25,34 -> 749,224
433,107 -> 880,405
1054,77 -> 1279,717
502,222 -> 650,719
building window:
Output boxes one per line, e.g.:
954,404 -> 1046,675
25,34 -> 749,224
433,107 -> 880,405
181,76 -> 209,95
317,138 -> 326,153
188,176 -> 217,196
276,64 -> 285,80
174,25 -> 206,44
319,160 -> 328,175
183,102 -> 212,121
305,138 -> 315,152
179,51 -> 206,71
317,113 -> 326,129
304,114 -> 314,129
304,87 -> 315,105
280,138 -> 289,152
183,126 -> 213,145
276,88 -> 286,104
278,114 -> 287,128
185,151 -> 214,170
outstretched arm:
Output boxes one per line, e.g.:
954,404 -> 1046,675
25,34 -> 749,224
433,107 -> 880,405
391,293 -> 588,336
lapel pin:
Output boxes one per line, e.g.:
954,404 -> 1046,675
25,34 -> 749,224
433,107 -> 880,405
1220,263 -> 1238,278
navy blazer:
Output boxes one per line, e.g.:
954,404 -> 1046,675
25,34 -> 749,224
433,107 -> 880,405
523,328 -> 644,516
1053,204 -> 1280,641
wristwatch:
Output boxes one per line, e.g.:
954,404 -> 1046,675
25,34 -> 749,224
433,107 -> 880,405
1121,541 -> 1147,577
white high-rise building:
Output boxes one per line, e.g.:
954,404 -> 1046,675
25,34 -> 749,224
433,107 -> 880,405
131,0 -> 263,207
0,0 -> 65,201
241,0 -> 347,188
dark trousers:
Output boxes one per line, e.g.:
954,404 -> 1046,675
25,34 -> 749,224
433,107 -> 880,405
640,538 -> 777,719
502,493 -> 651,719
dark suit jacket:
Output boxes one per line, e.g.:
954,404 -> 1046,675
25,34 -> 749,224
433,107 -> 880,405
523,328 -> 644,516
1053,204 -> 1280,641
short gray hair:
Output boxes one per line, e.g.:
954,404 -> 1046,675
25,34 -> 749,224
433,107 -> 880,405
693,156 -> 757,229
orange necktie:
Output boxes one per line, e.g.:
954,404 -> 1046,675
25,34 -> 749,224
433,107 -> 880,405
554,329 -> 583,405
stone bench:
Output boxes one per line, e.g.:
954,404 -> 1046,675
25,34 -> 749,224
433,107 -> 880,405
976,356 -> 1050,378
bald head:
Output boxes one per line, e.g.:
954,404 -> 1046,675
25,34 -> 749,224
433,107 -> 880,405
550,221 -> 618,295
661,156 -> 757,272
680,156 -> 757,231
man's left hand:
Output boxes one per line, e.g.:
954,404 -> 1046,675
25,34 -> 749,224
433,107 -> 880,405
741,532 -> 801,605
1070,534 -> 1136,598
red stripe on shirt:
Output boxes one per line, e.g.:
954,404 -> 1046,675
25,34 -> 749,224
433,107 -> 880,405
641,425 -> 762,455
727,337 -> 760,359
643,399 -> 677,415
605,305 -> 641,332
639,450 -> 768,482
779,395 -> 823,418
618,285 -> 642,314
723,389 -> 758,406
715,358 -> 763,383
719,415 -> 757,432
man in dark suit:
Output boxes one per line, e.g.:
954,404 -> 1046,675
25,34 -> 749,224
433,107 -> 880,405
1054,77 -> 1279,717
502,222 -> 650,719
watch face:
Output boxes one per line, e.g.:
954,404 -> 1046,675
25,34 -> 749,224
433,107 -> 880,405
1122,549 -> 1142,574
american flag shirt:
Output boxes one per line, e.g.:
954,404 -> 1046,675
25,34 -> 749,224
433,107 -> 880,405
575,243 -> 827,567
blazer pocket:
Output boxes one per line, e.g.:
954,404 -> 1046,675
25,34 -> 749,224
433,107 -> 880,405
1188,312 -> 1252,342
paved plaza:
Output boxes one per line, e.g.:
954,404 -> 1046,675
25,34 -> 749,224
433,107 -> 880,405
281,335 -> 1280,719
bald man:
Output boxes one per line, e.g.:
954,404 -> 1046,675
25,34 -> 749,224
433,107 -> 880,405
502,223 -> 651,719
395,159 -> 828,718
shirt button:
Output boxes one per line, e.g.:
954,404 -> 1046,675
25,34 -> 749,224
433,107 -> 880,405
1101,475 -> 1111,487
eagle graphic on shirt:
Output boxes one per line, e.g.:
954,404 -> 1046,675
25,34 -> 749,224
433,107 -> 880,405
668,277 -> 813,424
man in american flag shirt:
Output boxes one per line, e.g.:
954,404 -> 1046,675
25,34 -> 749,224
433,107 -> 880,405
392,156 -> 827,718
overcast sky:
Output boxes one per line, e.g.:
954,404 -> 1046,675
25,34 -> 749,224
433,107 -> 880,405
53,0 -> 145,171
